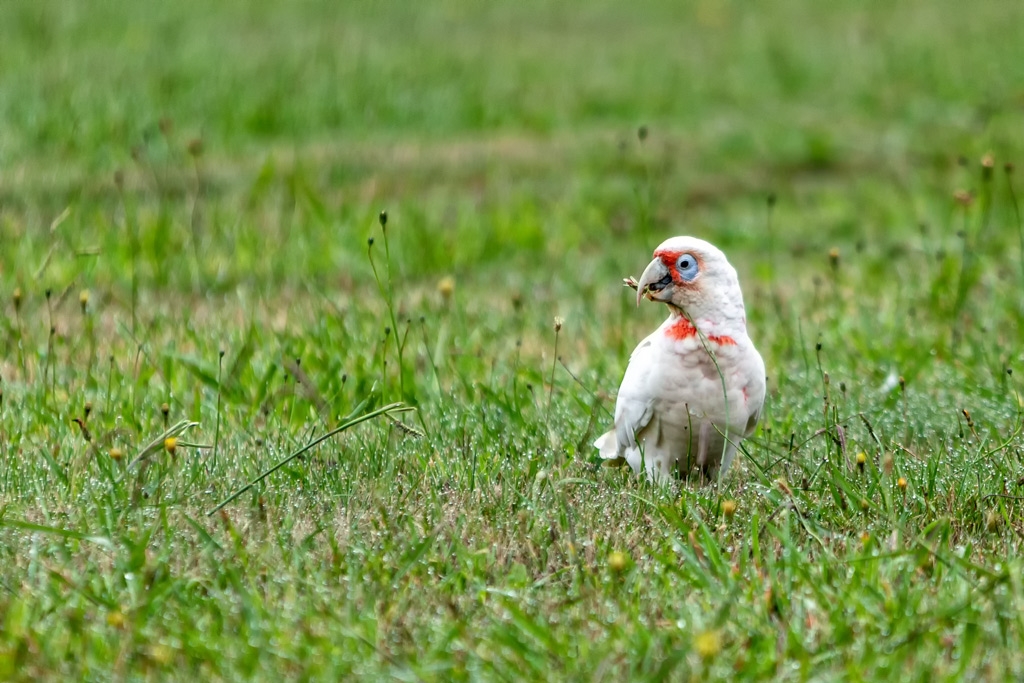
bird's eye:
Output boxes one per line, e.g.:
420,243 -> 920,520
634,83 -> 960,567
676,253 -> 699,281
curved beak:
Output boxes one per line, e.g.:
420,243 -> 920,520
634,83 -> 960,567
636,258 -> 673,306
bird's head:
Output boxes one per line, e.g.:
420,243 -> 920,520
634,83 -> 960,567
636,236 -> 746,323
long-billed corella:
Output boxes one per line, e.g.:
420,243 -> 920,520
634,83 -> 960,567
595,236 -> 766,482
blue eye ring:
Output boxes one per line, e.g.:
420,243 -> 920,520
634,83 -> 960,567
676,253 -> 699,281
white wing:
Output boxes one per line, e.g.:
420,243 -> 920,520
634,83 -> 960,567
595,332 -> 658,461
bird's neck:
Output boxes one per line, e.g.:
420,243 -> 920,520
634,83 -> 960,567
664,306 -> 747,345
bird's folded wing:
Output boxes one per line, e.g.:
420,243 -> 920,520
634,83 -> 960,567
596,330 -> 661,460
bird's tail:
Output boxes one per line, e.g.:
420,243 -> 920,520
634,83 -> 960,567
594,430 -> 622,461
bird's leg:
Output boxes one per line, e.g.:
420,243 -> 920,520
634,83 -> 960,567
717,442 -> 739,478
696,421 -> 712,468
645,457 -> 675,485
700,463 -> 720,482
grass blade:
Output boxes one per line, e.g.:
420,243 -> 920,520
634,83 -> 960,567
206,401 -> 411,516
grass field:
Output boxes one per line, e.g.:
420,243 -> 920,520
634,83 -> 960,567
3,0 -> 1024,679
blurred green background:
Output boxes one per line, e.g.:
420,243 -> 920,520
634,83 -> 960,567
3,0 -> 1023,289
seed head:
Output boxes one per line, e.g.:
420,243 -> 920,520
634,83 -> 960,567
953,190 -> 973,207
897,476 -> 907,491
379,210 -> 388,229
79,289 -> 90,313
553,316 -> 564,332
437,275 -> 455,300
13,287 -> 22,311
146,644 -> 174,666
828,247 -> 840,269
164,437 -> 178,455
721,499 -> 737,518
608,550 -> 629,573
110,447 -> 124,461
981,153 -> 995,180
695,630 -> 722,660
986,510 -> 1000,532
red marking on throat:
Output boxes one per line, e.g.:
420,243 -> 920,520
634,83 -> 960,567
665,318 -> 736,346
665,317 -> 697,340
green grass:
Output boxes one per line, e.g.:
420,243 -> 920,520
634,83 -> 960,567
3,0 -> 1024,679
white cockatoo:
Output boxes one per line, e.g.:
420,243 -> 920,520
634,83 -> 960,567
595,236 -> 765,482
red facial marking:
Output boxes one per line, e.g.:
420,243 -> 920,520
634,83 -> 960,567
653,249 -> 684,285
653,249 -> 685,266
653,249 -> 702,287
